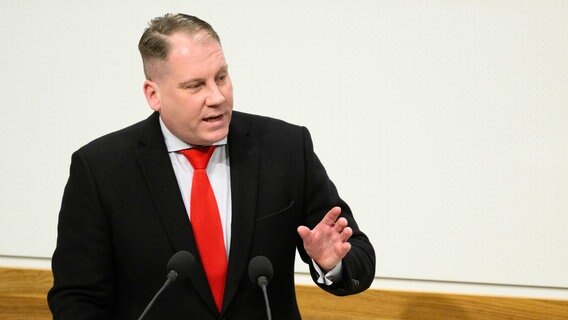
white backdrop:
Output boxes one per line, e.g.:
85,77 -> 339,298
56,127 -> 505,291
1,0 -> 567,291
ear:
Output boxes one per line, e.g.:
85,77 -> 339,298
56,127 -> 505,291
143,80 -> 161,112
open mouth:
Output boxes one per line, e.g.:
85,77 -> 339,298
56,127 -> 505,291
203,115 -> 223,122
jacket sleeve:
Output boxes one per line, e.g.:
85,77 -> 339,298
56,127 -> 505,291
298,127 -> 376,295
48,150 -> 116,319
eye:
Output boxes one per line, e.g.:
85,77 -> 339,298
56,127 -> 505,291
216,73 -> 228,83
185,82 -> 203,89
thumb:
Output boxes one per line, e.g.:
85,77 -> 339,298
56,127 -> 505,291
297,225 -> 311,241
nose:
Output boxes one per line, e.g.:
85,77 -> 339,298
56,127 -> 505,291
205,83 -> 226,107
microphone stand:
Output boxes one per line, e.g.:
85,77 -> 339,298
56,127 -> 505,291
258,276 -> 272,320
138,271 -> 178,320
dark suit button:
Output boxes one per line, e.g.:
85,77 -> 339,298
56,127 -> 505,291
352,279 -> 360,288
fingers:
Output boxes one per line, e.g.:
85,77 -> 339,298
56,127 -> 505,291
333,217 -> 348,232
332,216 -> 350,239
339,226 -> 353,242
337,241 -> 352,257
299,207 -> 350,243
322,206 -> 342,226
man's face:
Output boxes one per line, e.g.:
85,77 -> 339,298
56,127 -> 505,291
144,32 -> 233,145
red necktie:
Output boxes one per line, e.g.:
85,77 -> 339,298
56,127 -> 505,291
180,146 -> 227,311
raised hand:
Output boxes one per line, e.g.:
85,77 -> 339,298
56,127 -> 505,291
297,206 -> 353,272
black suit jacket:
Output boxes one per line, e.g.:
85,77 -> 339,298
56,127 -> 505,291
48,111 -> 375,319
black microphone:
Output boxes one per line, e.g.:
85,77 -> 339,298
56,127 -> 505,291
248,256 -> 273,320
138,251 -> 195,320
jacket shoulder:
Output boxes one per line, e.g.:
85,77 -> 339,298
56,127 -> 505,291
231,111 -> 306,137
77,113 -> 160,156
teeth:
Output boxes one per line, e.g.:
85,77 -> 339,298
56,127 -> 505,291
205,115 -> 221,122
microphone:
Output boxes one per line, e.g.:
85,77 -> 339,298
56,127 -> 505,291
138,251 -> 195,320
248,256 -> 273,320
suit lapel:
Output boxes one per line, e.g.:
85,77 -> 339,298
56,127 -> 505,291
134,112 -> 260,314
135,113 -> 218,313
222,113 -> 260,311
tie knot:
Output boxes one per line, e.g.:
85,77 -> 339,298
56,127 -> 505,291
180,146 -> 216,170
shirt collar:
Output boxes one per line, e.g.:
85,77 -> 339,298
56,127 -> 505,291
159,116 -> 227,152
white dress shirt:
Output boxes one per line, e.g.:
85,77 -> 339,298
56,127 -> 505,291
160,118 -> 232,255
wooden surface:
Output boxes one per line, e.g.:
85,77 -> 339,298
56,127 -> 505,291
1,267 -> 567,319
296,286 -> 568,320
0,268 -> 52,320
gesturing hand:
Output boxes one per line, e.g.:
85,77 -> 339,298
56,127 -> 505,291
297,206 -> 353,272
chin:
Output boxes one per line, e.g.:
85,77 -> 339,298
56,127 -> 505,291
204,131 -> 229,145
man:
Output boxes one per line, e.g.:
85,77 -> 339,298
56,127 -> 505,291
48,13 -> 375,319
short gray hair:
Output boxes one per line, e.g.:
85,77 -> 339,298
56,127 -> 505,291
138,13 -> 221,79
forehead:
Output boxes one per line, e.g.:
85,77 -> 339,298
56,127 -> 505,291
151,31 -> 226,82
167,31 -> 224,62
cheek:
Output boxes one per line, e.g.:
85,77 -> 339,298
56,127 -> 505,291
222,85 -> 234,105
173,95 -> 203,116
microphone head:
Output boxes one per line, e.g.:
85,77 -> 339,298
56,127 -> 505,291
248,255 -> 273,286
167,250 -> 195,280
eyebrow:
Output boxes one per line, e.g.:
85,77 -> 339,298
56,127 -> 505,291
177,64 -> 229,89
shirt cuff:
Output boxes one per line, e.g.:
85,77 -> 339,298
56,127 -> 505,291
312,260 -> 343,285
